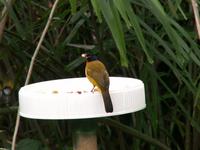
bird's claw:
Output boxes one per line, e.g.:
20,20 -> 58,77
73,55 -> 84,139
91,86 -> 95,93
91,86 -> 99,93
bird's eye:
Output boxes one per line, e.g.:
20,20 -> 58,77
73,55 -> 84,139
3,87 -> 12,96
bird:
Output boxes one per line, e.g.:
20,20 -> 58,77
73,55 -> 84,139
0,78 -> 14,106
81,53 -> 113,113
3,79 -> 13,96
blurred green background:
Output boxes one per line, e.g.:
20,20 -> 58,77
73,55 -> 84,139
0,0 -> 200,149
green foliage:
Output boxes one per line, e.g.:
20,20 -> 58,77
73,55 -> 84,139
0,0 -> 200,149
16,139 -> 43,150
94,0 -> 128,67
69,0 -> 77,14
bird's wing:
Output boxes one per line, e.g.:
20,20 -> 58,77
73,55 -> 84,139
86,60 -> 109,89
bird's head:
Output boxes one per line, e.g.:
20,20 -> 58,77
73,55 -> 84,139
81,53 -> 98,62
0,79 -> 13,97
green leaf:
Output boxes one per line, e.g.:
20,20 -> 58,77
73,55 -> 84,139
112,0 -> 153,63
67,43 -> 95,50
65,57 -> 85,72
170,20 -> 200,65
146,64 -> 200,133
144,0 -> 194,65
113,0 -> 131,28
64,19 -> 85,44
16,138 -> 42,150
7,4 -> 26,39
97,0 -> 128,67
124,0 -> 153,63
69,0 -> 77,14
150,0 -> 166,16
90,0 -> 102,22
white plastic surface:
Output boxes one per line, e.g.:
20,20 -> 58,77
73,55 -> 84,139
19,77 -> 146,119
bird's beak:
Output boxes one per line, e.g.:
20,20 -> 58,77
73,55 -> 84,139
81,53 -> 87,58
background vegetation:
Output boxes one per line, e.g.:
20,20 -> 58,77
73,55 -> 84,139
0,0 -> 200,149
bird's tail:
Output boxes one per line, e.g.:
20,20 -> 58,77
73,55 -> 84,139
102,89 -> 113,113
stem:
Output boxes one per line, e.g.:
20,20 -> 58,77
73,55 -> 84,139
11,0 -> 60,149
73,132 -> 97,150
101,118 -> 171,150
11,110 -> 20,150
24,0 -> 60,85
72,119 -> 98,150
191,0 -> 200,39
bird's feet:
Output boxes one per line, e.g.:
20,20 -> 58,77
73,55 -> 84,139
91,86 -> 99,93
91,86 -> 95,93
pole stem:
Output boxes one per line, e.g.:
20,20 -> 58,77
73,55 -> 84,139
11,0 -> 60,149
72,119 -> 98,150
73,132 -> 98,150
191,0 -> 200,39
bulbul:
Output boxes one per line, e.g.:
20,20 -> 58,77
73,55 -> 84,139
81,53 -> 113,113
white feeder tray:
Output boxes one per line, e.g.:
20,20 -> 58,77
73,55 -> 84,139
19,77 -> 146,119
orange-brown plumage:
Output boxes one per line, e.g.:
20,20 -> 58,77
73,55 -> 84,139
82,53 -> 113,113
